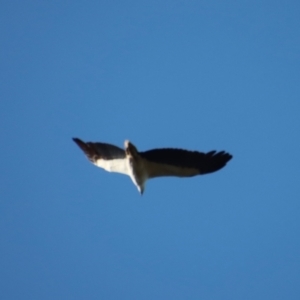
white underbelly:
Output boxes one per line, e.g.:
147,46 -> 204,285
126,158 -> 148,186
94,158 -> 129,175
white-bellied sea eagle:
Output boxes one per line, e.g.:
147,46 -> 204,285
72,138 -> 232,194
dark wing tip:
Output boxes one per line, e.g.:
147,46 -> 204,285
72,137 -> 98,162
201,151 -> 233,174
72,137 -> 84,148
73,137 -> 126,162
72,137 -> 88,153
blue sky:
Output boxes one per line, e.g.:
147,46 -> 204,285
1,1 -> 300,299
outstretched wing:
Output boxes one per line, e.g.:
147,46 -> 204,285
140,148 -> 232,179
72,138 -> 129,175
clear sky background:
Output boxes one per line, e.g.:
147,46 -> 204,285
1,1 -> 300,299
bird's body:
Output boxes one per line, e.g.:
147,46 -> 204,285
72,138 -> 232,194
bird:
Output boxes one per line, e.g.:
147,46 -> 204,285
72,137 -> 233,195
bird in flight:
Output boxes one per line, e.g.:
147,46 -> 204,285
72,138 -> 232,195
